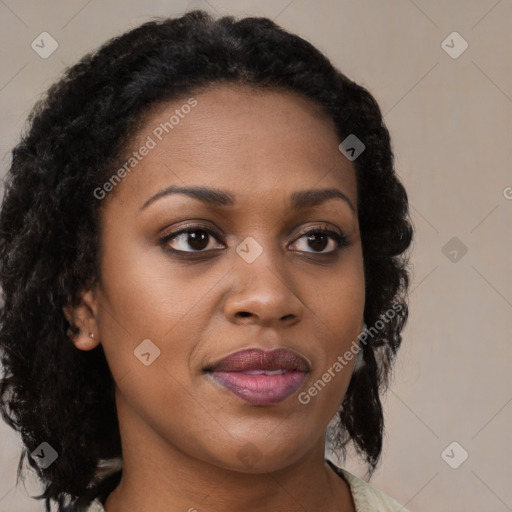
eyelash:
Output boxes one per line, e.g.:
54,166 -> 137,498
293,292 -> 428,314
158,223 -> 350,258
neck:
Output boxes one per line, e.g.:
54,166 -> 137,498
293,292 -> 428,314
104,391 -> 355,512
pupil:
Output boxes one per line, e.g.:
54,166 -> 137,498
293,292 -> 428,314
308,233 -> 327,252
188,231 -> 208,250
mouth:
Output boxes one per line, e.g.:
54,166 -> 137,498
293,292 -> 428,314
204,348 -> 310,406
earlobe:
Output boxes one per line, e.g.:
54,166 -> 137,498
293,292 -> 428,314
67,328 -> 100,351
63,286 -> 101,351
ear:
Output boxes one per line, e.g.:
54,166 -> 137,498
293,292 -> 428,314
63,286 -> 101,351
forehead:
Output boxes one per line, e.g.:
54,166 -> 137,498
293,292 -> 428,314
104,84 -> 356,208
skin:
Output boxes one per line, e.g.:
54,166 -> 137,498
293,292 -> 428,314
64,84 -> 365,512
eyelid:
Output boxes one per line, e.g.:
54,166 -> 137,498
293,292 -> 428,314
158,222 -> 226,254
289,224 -> 350,252
291,223 -> 344,240
159,221 -> 224,239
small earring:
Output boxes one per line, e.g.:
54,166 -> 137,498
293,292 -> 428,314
89,333 -> 95,339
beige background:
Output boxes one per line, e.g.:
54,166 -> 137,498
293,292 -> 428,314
1,0 -> 511,510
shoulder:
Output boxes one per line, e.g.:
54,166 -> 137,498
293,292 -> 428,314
327,460 -> 409,512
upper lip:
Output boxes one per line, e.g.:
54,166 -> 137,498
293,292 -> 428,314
206,348 -> 310,373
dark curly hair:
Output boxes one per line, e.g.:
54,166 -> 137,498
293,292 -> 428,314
0,9 -> 412,512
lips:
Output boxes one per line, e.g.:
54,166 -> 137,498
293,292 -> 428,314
205,348 -> 310,406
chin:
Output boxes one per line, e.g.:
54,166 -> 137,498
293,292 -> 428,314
204,435 -> 315,475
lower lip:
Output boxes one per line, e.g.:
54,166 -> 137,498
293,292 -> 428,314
208,371 -> 307,406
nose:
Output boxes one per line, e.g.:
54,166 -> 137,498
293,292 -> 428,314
223,252 -> 304,328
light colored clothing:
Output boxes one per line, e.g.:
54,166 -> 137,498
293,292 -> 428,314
85,500 -> 104,512
340,468 -> 409,511
84,466 -> 409,511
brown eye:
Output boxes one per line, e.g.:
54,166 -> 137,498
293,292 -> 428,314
185,230 -> 209,250
289,228 -> 348,254
305,232 -> 329,252
160,227 -> 225,253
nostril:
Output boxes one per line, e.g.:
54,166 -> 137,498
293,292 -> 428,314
236,311 -> 252,318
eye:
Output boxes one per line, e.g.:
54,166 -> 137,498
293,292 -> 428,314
289,227 -> 348,254
159,225 -> 225,253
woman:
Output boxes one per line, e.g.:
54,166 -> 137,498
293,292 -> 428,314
0,10 -> 412,512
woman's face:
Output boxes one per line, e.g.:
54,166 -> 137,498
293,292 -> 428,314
87,84 -> 365,472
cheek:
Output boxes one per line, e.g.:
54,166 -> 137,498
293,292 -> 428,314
312,252 -> 365,335
96,226 -> 228,336
297,284 -> 364,424
95,253 -> 217,444
94,236 -> 221,388
305,253 -> 365,398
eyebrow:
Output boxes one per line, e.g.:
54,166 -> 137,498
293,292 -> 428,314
140,185 -> 355,212
290,188 -> 355,213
